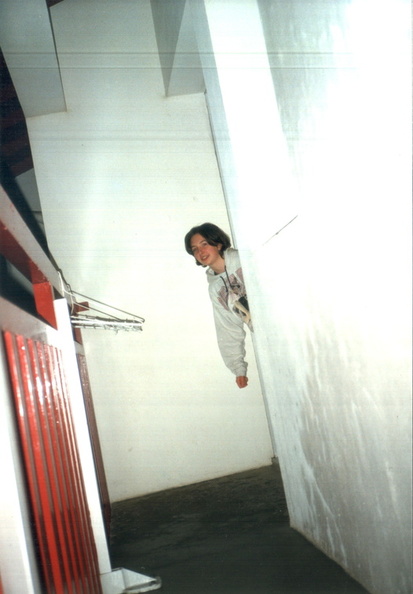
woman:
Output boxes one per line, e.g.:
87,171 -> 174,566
184,223 -> 252,389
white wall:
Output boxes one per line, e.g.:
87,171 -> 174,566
26,0 -> 273,502
21,0 -> 412,591
187,1 -> 411,593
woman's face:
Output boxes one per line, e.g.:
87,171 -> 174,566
190,233 -> 224,272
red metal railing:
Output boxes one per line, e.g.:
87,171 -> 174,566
1,186 -> 104,593
3,331 -> 102,594
4,332 -> 101,594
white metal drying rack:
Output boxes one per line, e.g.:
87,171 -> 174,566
65,286 -> 145,333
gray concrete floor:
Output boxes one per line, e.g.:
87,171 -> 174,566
109,465 -> 368,593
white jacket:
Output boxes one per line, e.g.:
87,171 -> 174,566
206,248 -> 252,377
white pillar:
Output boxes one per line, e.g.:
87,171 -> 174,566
188,0 -> 298,250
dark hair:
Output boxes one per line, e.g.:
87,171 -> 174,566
184,223 -> 232,266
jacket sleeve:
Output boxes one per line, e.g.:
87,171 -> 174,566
210,292 -> 248,377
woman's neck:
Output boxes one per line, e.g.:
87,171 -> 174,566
210,257 -> 226,275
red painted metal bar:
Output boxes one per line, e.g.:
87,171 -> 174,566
3,331 -> 102,594
1,187 -> 62,328
35,340 -> 85,593
17,333 -> 70,594
3,331 -> 55,592
0,186 -> 62,295
31,277 -> 58,329
58,347 -> 102,594
45,344 -> 93,593
28,339 -> 79,594
4,331 -> 63,593
47,345 -> 102,593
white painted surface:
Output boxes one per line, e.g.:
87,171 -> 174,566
189,1 -> 411,593
151,0 -> 204,96
27,0 -> 273,502
100,567 -> 161,594
189,0 -> 299,250
0,0 -> 65,117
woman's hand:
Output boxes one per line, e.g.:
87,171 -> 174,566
236,376 -> 248,389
